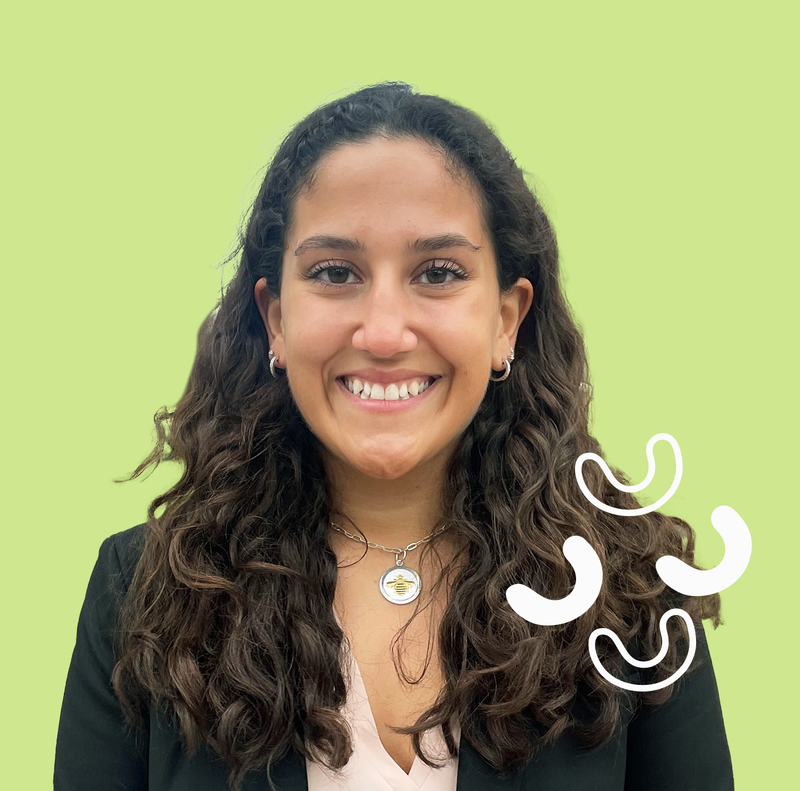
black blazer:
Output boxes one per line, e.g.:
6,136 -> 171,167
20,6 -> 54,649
54,525 -> 734,790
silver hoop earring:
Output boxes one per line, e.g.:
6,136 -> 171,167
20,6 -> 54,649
490,347 -> 515,382
269,347 -> 280,379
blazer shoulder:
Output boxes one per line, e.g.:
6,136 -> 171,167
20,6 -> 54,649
104,522 -> 147,592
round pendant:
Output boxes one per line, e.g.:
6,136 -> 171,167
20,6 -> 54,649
379,565 -> 422,604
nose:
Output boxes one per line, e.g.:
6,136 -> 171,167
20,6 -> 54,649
350,272 -> 419,358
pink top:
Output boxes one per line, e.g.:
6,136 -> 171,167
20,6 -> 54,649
306,623 -> 461,790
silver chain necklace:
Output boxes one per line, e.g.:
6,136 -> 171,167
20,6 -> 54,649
328,520 -> 453,605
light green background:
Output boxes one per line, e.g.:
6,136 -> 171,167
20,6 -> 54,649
2,1 -> 796,788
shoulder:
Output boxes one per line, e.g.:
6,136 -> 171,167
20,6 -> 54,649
73,524 -> 149,643
97,523 -> 148,595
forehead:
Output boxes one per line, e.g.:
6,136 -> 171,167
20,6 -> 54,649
289,136 -> 486,244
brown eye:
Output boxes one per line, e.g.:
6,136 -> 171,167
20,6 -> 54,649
325,266 -> 352,284
302,262 -> 358,288
421,268 -> 449,285
417,259 -> 469,286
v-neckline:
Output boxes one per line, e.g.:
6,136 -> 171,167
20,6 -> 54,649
334,610 -> 461,785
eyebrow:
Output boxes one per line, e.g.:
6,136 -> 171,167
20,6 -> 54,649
293,232 -> 481,257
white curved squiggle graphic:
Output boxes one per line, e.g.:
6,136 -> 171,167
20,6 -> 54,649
656,505 -> 752,595
588,608 -> 697,692
532,431 -> 754,691
572,432 -> 752,690
506,536 -> 603,626
575,432 -> 682,516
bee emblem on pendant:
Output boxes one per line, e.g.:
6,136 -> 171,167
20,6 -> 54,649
379,566 -> 422,604
388,574 -> 416,596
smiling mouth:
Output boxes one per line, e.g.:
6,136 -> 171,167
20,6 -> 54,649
335,375 -> 441,405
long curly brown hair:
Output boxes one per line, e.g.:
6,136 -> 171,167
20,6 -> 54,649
111,81 -> 723,791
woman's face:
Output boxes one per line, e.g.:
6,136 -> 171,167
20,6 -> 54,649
255,135 -> 532,481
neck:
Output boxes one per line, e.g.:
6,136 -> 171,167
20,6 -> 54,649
322,449 -> 451,550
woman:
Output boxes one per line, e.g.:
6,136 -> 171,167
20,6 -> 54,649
54,82 -> 733,791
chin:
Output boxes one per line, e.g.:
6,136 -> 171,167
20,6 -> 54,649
351,455 -> 423,481
336,438 -> 431,479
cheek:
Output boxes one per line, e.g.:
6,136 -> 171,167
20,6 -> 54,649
286,301 -> 347,358
429,308 -> 493,372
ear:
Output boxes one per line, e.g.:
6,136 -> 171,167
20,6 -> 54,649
254,277 -> 285,364
494,277 -> 534,365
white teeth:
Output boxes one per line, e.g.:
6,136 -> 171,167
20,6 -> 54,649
343,376 -> 434,401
